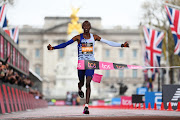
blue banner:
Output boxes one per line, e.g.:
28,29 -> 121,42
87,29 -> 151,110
145,92 -> 162,109
136,87 -> 148,95
111,98 -> 121,105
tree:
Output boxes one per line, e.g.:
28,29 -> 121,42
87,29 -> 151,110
141,0 -> 180,84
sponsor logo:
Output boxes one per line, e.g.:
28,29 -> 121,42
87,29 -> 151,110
88,62 -> 96,69
82,47 -> 93,52
81,43 -> 93,54
121,96 -> 132,106
165,88 -> 180,107
171,88 -> 180,101
85,61 -> 99,69
155,93 -> 162,106
102,63 -> 111,69
162,85 -> 180,110
77,63 -> 81,68
82,43 -> 93,47
81,39 -> 86,42
167,102 -> 178,107
136,87 -> 148,95
122,99 -> 131,105
116,65 -> 125,69
113,63 -> 127,69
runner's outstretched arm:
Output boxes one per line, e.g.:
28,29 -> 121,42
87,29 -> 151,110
93,35 -> 129,47
47,35 -> 80,50
53,39 -> 74,49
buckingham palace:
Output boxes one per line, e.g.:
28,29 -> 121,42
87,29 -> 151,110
18,16 -> 149,99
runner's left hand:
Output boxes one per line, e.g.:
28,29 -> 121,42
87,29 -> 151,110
121,42 -> 129,47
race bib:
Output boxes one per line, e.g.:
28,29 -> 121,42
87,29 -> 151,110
81,43 -> 93,54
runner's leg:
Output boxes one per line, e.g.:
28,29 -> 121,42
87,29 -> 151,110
85,69 -> 94,104
83,70 -> 94,114
78,70 -> 85,98
86,76 -> 92,104
78,70 -> 85,91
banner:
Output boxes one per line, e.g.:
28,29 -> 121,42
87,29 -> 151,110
145,92 -> 162,109
15,50 -> 18,67
77,60 -> 143,70
0,35 -> 4,59
21,55 -> 23,70
55,101 -> 65,106
24,59 -> 26,73
77,60 -> 179,70
136,87 -> 148,95
162,85 -> 180,110
27,61 -> 29,74
17,52 -> 20,68
13,47 -> 16,66
97,100 -> 105,106
7,41 -> 10,63
121,96 -> 132,106
111,98 -> 121,105
132,94 -> 144,103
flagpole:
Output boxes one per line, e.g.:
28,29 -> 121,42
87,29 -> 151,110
140,24 -> 146,87
165,31 -> 169,84
163,2 -> 180,10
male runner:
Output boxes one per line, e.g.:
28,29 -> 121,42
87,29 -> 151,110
47,21 -> 129,114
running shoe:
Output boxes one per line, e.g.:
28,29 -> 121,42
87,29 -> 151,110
83,106 -> 89,114
78,90 -> 84,98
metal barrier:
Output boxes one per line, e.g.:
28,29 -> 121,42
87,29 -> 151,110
0,81 -> 48,114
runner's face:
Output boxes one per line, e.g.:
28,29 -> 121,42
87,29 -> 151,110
82,22 -> 91,33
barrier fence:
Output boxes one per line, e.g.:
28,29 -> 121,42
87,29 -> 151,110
0,82 -> 48,114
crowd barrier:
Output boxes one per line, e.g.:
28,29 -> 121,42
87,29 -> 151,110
0,82 -> 48,114
89,102 -> 180,111
130,102 -> 180,111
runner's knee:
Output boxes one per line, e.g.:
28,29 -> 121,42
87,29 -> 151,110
78,81 -> 84,87
86,82 -> 91,88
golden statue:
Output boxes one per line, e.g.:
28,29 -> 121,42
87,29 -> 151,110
67,7 -> 82,35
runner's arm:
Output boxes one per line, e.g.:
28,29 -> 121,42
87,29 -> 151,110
47,35 -> 80,50
94,35 -> 129,47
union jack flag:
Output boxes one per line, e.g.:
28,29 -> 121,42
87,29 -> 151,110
165,5 -> 180,56
0,4 -> 7,28
143,26 -> 164,73
10,27 -> 19,44
5,27 -> 19,44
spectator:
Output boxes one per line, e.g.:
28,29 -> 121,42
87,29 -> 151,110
0,61 -> 2,68
1,60 -> 44,99
0,63 -> 8,83
7,69 -> 17,84
0,62 -> 4,79
76,96 -> 80,105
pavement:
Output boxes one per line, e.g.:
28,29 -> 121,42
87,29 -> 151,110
0,106 -> 180,120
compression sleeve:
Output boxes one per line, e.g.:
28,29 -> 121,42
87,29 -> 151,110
100,38 -> 122,47
53,39 -> 74,49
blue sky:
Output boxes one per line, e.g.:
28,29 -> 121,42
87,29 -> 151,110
6,0 -> 147,28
